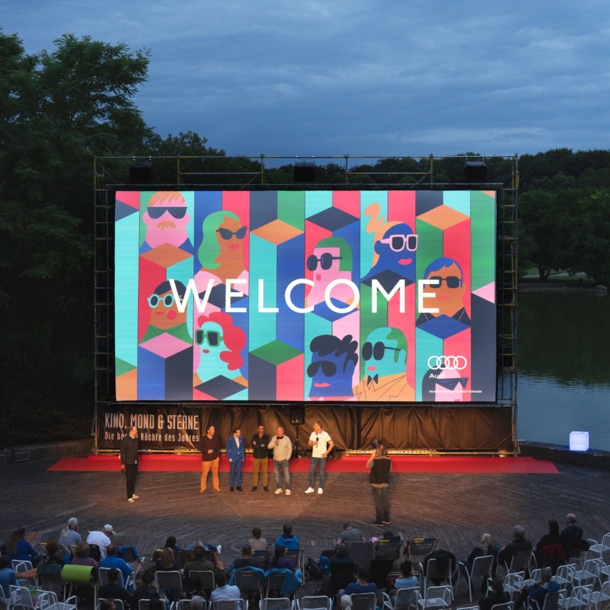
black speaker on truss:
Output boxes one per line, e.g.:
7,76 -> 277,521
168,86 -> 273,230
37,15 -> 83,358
464,160 -> 487,182
290,406 -> 305,425
294,162 -> 315,183
129,162 -> 154,184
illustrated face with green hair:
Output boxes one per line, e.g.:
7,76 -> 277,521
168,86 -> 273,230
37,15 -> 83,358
361,327 -> 407,379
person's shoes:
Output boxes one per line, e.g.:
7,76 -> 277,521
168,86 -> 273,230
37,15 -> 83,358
275,488 -> 283,494
251,486 -> 257,492
132,494 -> 139,499
382,520 -> 390,525
237,486 -> 243,492
318,488 -> 324,495
371,520 -> 383,525
199,489 -> 205,493
230,487 -> 234,492
215,488 -> 221,492
263,486 -> 269,492
305,487 -> 315,493
285,490 -> 291,496
217,544 -> 222,554
128,497 -> 135,503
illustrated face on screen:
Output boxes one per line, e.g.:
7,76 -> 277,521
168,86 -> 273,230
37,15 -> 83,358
361,327 -> 407,380
422,368 -> 467,402
147,284 -> 187,330
307,335 -> 358,397
306,238 -> 353,307
422,259 -> 466,317
373,223 -> 418,280
142,192 -> 190,249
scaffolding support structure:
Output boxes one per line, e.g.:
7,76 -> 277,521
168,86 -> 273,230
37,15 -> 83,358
92,154 -> 519,453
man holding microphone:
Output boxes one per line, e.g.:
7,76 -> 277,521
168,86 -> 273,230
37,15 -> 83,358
268,426 -> 292,495
305,421 -> 334,495
366,441 -> 392,525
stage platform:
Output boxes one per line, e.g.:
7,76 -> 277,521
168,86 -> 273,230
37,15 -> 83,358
3,458 -> 609,607
47,454 -> 559,474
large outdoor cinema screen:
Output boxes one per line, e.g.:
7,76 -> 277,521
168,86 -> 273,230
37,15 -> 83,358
115,190 -> 496,403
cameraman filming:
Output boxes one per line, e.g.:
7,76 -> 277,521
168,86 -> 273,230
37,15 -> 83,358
366,441 -> 392,526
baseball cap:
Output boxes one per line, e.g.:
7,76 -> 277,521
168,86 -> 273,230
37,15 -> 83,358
103,524 -> 117,534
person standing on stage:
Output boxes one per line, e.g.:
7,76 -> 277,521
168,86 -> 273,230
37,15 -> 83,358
226,428 -> 245,492
251,424 -> 270,492
200,424 -> 221,493
268,426 -> 292,495
120,426 -> 139,503
366,443 -> 392,525
305,421 -> 334,495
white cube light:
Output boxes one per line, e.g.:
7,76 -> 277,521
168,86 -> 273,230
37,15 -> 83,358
569,431 -> 589,452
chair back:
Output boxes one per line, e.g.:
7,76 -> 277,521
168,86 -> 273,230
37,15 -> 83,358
540,590 -> 560,610
490,603 -> 514,610
375,539 -> 402,560
138,599 -> 151,610
425,558 -> 452,586
38,563 -> 63,595
216,601 -> 245,610
424,585 -> 452,606
471,555 -> 494,579
582,558 -> 602,577
369,559 -> 394,589
330,562 -> 355,593
345,542 -> 376,571
553,564 -> 576,584
251,551 -> 270,569
189,570 -> 215,592
37,592 -> 58,610
507,551 -> 531,574
394,587 -> 419,610
179,549 -> 195,566
99,600 -> 124,610
99,567 -> 126,589
234,569 -> 261,593
174,600 -> 193,610
351,592 -> 376,610
284,549 -> 301,570
9,585 -> 35,610
152,549 -> 165,564
89,544 -> 102,562
156,570 -> 183,593
300,596 -> 331,610
266,571 -> 288,594
261,598 -> 291,610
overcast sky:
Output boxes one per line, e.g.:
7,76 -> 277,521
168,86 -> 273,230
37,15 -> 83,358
2,0 -> 610,158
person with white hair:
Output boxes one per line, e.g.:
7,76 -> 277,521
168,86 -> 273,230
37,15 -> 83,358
190,597 -> 205,610
58,518 -> 81,546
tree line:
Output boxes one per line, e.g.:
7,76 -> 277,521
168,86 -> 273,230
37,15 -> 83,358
0,31 -> 608,444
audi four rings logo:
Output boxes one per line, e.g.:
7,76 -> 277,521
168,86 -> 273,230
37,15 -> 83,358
427,355 -> 468,370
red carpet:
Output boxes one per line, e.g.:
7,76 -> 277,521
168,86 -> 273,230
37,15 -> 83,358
47,455 -> 558,474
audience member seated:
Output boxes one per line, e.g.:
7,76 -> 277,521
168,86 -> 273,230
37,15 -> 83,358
479,576 -> 510,610
132,569 -> 159,607
515,567 -> 559,610
560,513 -> 584,552
99,601 -> 116,610
459,533 -> 497,579
7,527 -> 41,566
249,527 -> 268,552
190,596 -> 205,610
71,542 -> 98,567
337,523 -> 365,544
342,566 -> 377,596
394,560 -> 418,590
210,570 -> 241,606
267,545 -> 295,572
340,595 -> 352,610
231,544 -> 258,573
98,567 -> 133,608
0,555 -> 18,597
58,518 -> 82,547
330,544 -> 354,565
164,536 -> 183,569
42,540 -> 66,566
156,547 -> 180,572
534,519 -> 562,565
184,544 -> 215,581
497,525 -> 532,568
101,544 -> 134,587
86,524 -> 115,559
275,524 -> 299,550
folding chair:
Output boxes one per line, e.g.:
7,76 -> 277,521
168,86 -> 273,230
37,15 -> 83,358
138,600 -> 151,610
215,601 -> 246,610
284,549 -> 303,573
573,558 -> 602,589
61,565 -> 97,610
587,580 -> 610,610
376,539 -> 403,561
523,569 -> 542,588
298,595 -> 331,610
530,589 -> 560,610
382,587 -> 420,610
369,559 -> 394,590
345,542 -> 376,571
587,534 -> 610,558
421,559 -> 454,600
179,549 -> 195,567
490,603 -> 514,610
552,565 -> 576,591
260,598 -> 291,610
156,571 -> 183,599
266,572 -> 288,598
457,555 -> 494,602
0,584 -> 10,610
37,563 -> 64,597
12,562 -> 35,587
500,551 -> 532,577
350,592 -> 376,610
502,573 -> 525,600
417,585 -> 452,610
251,551 -> 270,569
8,585 -> 37,610
561,585 -> 591,610
188,570 -> 215,597
330,562 -> 355,595
234,569 -> 263,599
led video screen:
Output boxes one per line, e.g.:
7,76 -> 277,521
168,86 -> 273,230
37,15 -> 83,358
115,190 -> 496,403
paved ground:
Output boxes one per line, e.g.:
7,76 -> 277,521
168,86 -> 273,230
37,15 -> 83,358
3,458 -> 610,606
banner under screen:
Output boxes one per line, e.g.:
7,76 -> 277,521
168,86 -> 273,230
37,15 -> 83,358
115,190 -> 496,403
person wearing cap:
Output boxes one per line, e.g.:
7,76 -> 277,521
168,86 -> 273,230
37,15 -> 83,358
86,524 -> 116,558
120,426 -> 140,502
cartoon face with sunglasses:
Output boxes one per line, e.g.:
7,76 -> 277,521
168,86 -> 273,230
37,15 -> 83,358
142,280 -> 188,334
420,257 -> 467,318
306,237 -> 354,308
142,192 -> 191,250
422,367 -> 467,402
307,334 -> 359,398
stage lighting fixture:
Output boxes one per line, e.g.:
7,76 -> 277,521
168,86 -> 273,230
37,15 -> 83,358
464,160 -> 487,182
293,161 -> 316,183
290,406 -> 305,425
129,161 -> 154,184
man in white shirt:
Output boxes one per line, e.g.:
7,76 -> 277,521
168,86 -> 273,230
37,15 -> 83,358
305,421 -> 334,495
86,524 -> 116,558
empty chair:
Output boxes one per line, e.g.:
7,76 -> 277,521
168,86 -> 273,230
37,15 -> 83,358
587,534 -> 610,558
351,592 -> 376,610
0,585 -> 10,610
458,555 -> 494,602
502,573 -> 524,599
261,598 -> 292,610
552,565 -> 576,589
588,580 -> 610,610
418,585 -> 452,610
9,585 -> 37,610
573,558 -> 602,589
298,596 -> 331,610
561,586 -> 591,610
382,588 -> 420,610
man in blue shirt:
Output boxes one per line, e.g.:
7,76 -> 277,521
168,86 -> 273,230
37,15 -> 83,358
344,567 -> 378,595
100,544 -> 134,589
275,524 -> 299,550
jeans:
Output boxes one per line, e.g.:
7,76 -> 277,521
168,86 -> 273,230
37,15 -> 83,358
273,459 -> 291,490
229,459 -> 242,487
372,485 -> 390,522
309,457 -> 326,489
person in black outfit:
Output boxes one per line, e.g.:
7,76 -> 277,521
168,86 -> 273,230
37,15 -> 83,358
232,544 -> 258,571
99,567 -> 133,608
120,426 -> 139,503
560,513 -> 584,552
132,569 -> 158,607
366,444 -> 392,525
479,576 -> 510,610
497,525 -> 532,569
251,424 -> 270,492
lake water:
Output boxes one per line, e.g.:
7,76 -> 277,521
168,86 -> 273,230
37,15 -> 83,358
518,291 -> 610,451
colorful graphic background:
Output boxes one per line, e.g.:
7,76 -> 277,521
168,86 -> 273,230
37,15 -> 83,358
115,190 -> 496,403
